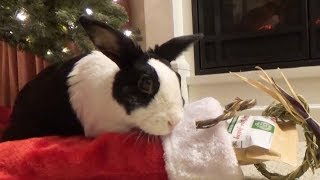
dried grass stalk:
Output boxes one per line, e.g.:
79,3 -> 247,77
231,67 -> 320,179
195,66 -> 320,179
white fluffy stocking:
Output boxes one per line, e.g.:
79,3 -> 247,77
162,97 -> 244,180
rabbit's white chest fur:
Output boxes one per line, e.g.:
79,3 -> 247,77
67,51 -> 131,137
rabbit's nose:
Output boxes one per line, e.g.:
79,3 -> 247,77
167,112 -> 183,129
167,119 -> 179,130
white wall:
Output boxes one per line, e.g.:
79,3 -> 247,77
129,0 -> 146,50
129,0 -> 174,50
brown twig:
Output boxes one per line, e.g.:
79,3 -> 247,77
195,98 -> 257,129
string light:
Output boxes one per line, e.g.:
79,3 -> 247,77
46,50 -> 52,55
1,0 -> 128,61
124,30 -> 132,37
69,22 -> 75,29
16,10 -> 28,21
85,8 -> 93,15
62,47 -> 69,53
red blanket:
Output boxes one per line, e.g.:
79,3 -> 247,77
0,107 -> 167,180
0,106 -> 10,136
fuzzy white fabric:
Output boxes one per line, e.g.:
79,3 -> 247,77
162,97 -> 244,180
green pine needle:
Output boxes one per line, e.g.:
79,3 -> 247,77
0,0 -> 128,62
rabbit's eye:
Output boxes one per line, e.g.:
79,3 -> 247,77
137,74 -> 153,94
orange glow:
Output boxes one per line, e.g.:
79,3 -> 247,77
315,18 -> 320,25
258,24 -> 273,31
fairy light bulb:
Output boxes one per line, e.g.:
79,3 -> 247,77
85,8 -> 93,15
62,47 -> 69,53
16,10 -> 28,21
69,22 -> 75,29
26,37 -> 31,42
46,50 -> 52,55
124,30 -> 132,37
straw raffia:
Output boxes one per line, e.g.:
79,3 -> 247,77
195,67 -> 320,179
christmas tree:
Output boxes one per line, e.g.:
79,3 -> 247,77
0,0 -> 129,62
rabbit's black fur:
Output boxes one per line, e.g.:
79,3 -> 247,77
2,55 -> 87,141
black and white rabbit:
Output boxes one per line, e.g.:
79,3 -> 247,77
1,16 -> 203,141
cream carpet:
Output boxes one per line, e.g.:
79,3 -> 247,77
241,142 -> 320,179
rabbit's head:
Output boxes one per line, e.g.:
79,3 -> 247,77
79,16 -> 203,135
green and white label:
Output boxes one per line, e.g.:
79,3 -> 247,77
227,115 -> 276,149
252,120 -> 275,133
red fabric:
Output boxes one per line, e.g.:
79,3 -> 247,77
0,108 -> 168,180
0,106 -> 11,136
0,106 -> 11,122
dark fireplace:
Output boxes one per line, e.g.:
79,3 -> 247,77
192,0 -> 320,75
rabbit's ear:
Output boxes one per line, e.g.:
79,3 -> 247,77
153,34 -> 203,62
79,16 -> 143,69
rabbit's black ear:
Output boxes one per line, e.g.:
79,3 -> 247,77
153,34 -> 204,62
79,16 -> 143,69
